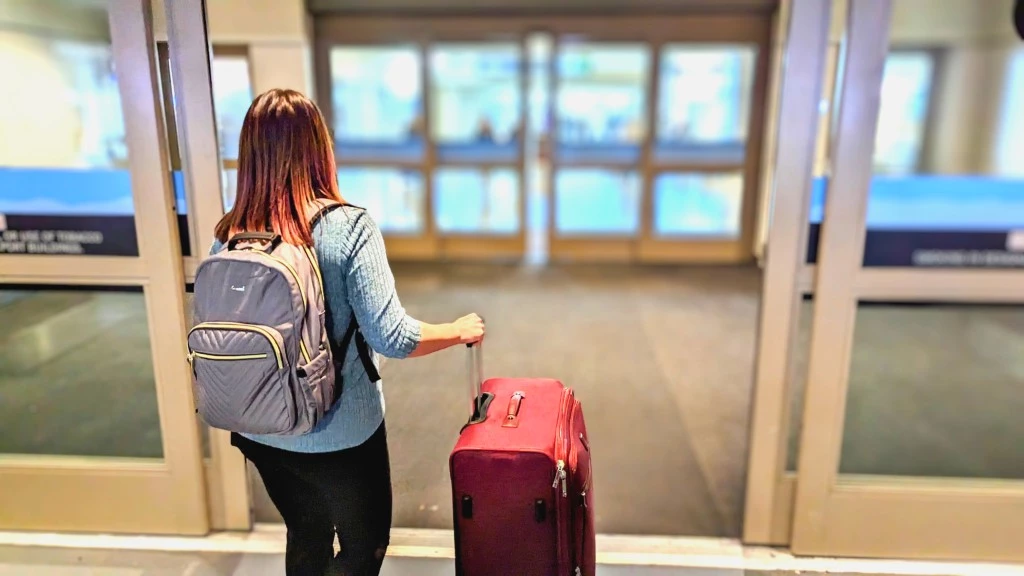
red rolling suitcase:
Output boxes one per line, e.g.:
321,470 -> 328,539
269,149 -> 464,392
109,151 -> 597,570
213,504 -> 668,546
450,344 -> 595,576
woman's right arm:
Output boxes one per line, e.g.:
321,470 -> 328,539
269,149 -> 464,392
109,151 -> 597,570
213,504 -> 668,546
408,313 -> 485,358
344,210 -> 484,359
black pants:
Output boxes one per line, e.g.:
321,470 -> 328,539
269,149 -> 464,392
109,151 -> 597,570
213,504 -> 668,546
232,423 -> 392,576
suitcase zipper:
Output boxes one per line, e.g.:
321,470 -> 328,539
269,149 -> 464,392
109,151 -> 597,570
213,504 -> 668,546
552,460 -> 567,497
554,388 -> 573,477
554,388 -> 574,575
577,466 -> 593,576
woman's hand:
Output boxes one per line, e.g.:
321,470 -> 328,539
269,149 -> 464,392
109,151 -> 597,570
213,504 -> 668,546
408,313 -> 485,358
453,313 -> 485,345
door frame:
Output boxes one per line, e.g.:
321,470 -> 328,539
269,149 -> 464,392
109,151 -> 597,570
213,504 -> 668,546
791,0 -> 1024,562
743,0 -> 1024,560
0,0 -> 207,535
163,0 -> 253,531
741,0 -> 832,547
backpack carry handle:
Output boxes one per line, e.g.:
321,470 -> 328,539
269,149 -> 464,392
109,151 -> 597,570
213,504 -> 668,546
228,232 -> 281,252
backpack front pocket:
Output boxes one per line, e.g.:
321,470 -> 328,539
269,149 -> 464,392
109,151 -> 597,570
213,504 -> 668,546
188,322 -> 295,434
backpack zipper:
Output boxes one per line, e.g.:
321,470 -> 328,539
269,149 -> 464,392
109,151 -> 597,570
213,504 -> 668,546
248,250 -> 312,364
303,246 -> 323,290
250,250 -> 307,309
190,322 -> 284,369
191,351 -> 268,361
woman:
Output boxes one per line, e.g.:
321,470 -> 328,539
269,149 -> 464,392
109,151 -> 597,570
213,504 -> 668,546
214,88 -> 484,575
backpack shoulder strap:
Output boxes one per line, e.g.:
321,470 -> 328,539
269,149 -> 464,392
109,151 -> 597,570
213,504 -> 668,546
312,199 -> 381,384
309,199 -> 345,228
310,199 -> 374,231
332,312 -> 381,384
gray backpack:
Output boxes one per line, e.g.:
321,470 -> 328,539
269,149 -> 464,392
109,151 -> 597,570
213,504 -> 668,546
188,202 -> 378,435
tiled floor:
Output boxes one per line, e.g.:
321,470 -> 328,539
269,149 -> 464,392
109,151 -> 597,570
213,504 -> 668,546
258,264 -> 766,536
2,264 -> 1023,540
0,544 -> 968,576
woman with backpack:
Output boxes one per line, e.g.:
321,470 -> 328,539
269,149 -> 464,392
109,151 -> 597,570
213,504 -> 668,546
204,88 -> 485,575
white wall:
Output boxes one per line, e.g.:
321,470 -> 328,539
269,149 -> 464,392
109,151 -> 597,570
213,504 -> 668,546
0,2 -> 117,167
249,44 -> 315,97
889,0 -> 1015,45
0,0 -> 109,43
802,0 -> 1020,177
993,50 -> 1024,176
889,0 -> 1018,175
151,0 -> 313,96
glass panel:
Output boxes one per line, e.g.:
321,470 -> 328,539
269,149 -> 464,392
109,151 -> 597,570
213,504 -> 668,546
806,176 -> 826,264
873,51 -> 934,175
210,53 -> 253,161
0,7 -> 137,256
338,168 -> 424,234
434,169 -> 519,234
0,288 -> 162,458
787,298 -> 814,471
156,45 -> 249,253
430,43 -> 521,163
555,170 -> 640,235
807,30 -> 1024,268
173,170 -> 190,256
221,168 -> 238,212
330,46 -> 423,160
656,44 -> 757,164
654,172 -> 744,237
556,43 -> 648,163
839,304 -> 1024,480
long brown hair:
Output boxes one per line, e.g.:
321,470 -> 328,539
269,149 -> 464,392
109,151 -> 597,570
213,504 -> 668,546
215,89 -> 343,246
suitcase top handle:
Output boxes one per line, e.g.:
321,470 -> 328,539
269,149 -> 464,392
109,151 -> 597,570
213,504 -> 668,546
502,391 -> 525,428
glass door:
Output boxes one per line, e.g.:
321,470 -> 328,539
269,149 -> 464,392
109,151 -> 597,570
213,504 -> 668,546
643,43 -> 763,262
549,40 -> 649,260
0,0 -> 207,534
792,0 -> 1024,561
429,40 -> 526,258
318,19 -> 531,261
320,16 -> 770,264
322,34 -> 435,259
546,16 -> 771,263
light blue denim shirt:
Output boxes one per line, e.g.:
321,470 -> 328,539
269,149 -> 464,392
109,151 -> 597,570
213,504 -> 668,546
210,206 -> 421,452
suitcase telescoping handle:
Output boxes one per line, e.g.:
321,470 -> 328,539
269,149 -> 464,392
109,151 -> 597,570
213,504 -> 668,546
464,343 -> 493,427
466,342 -> 483,409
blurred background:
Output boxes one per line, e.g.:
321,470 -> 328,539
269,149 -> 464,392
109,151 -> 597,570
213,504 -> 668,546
0,0 -> 1022,566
